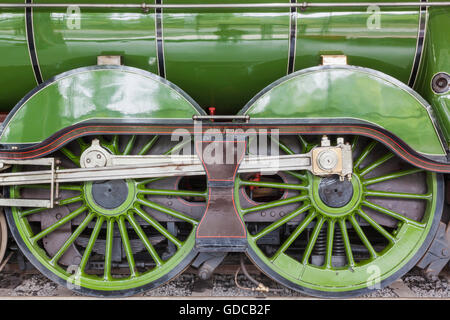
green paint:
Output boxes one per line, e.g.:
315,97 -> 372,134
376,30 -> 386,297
163,0 -> 290,114
33,0 -> 158,80
0,0 -> 424,115
296,1 -> 419,83
0,67 -> 203,144
414,6 -> 450,145
0,5 -> 37,110
243,66 -> 445,156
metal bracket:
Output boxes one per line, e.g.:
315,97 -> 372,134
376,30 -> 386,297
192,115 -> 250,123
311,136 -> 352,180
416,221 -> 450,277
321,54 -> 348,66
0,158 -> 56,208
191,252 -> 227,280
97,55 -> 123,66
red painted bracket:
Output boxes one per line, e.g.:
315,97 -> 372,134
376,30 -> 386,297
194,138 -> 247,252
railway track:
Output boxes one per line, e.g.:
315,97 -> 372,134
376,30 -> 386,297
0,252 -> 448,299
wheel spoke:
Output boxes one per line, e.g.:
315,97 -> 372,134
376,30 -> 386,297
297,135 -> 309,153
363,168 -> 423,186
138,188 -> 207,199
50,212 -> 95,265
239,179 -> 308,191
134,207 -> 183,249
78,216 -> 104,274
19,192 -> 81,218
31,205 -> 87,243
60,185 -> 83,191
138,136 -> 159,156
104,218 -> 114,281
351,136 -> 359,151
363,200 -> 425,228
348,214 -> 378,259
19,207 -> 47,218
359,153 -> 394,177
301,217 -> 325,265
57,194 -> 84,205
76,138 -> 89,151
136,177 -> 165,186
269,136 -> 309,181
137,198 -> 198,225
60,147 -> 80,166
324,220 -> 335,269
284,170 -> 308,182
357,209 -> 396,243
127,213 -> 163,266
338,218 -> 355,267
364,190 -> 432,200
122,135 -> 136,156
354,141 -> 377,170
253,204 -> 311,241
118,216 -> 137,277
111,135 -> 120,154
21,184 -> 82,191
270,137 -> 294,155
270,210 -> 317,261
164,138 -> 192,155
242,194 -> 308,215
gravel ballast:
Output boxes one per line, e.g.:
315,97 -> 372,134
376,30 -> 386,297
0,267 -> 448,298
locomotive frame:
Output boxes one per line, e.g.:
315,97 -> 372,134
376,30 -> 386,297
0,1 -> 448,298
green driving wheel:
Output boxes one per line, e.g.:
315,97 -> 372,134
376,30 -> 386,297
237,135 -> 444,297
5,135 -> 203,297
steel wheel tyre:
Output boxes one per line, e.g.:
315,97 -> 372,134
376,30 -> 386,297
0,211 -> 7,264
236,135 -> 444,297
5,135 -> 202,297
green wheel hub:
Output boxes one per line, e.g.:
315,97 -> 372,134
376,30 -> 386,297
311,174 -> 362,219
6,135 -> 202,296
237,135 -> 444,297
84,180 -> 137,217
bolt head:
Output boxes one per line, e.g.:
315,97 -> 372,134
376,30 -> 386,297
317,150 -> 338,170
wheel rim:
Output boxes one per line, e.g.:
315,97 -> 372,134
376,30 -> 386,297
0,211 -> 7,264
6,135 -> 203,295
236,135 -> 443,296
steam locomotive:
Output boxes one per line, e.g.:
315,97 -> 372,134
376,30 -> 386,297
0,0 -> 448,297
